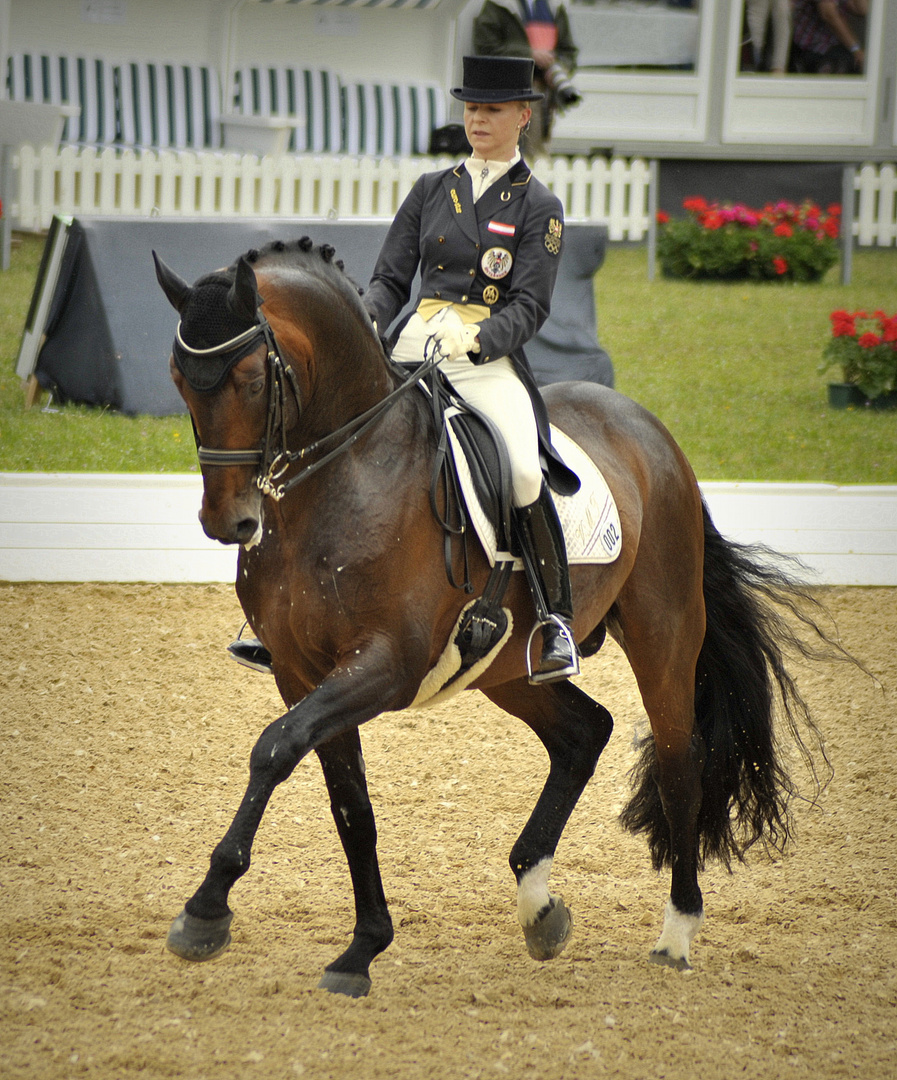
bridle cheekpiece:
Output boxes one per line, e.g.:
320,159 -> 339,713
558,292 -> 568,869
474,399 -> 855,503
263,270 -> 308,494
177,303 -> 444,502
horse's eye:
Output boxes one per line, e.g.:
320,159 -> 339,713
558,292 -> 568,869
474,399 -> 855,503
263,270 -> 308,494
248,377 -> 265,397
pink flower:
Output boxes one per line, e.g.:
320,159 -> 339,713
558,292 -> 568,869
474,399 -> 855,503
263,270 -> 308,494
773,256 -> 788,275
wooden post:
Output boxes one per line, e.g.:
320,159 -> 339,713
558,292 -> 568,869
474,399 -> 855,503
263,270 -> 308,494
1,145 -> 11,272
23,374 -> 44,409
840,164 -> 855,286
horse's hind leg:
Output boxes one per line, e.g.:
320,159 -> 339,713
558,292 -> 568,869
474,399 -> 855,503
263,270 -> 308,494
616,595 -> 707,971
485,678 -> 613,961
315,728 -> 394,997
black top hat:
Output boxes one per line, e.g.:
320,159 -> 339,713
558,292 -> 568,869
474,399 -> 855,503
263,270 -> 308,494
451,55 -> 544,104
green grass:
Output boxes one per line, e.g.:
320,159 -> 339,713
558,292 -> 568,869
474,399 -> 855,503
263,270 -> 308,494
598,245 -> 897,483
1,231 -> 896,481
0,233 -> 196,473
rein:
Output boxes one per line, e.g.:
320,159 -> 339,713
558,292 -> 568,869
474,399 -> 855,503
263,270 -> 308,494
183,312 -> 443,503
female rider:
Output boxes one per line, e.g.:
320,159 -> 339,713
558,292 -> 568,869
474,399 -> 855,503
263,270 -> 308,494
363,54 -> 580,682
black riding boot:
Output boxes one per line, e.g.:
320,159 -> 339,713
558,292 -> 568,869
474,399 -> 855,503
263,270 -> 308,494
515,484 -> 579,684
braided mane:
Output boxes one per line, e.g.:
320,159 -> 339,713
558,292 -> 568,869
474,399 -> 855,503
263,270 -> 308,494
174,236 -> 372,390
239,236 -> 366,305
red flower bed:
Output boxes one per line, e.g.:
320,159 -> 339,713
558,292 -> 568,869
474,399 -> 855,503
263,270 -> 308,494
657,198 -> 841,282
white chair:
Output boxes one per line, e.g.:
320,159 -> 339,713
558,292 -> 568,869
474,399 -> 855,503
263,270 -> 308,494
342,79 -> 446,157
6,52 -> 115,146
117,60 -> 220,150
232,66 -> 341,154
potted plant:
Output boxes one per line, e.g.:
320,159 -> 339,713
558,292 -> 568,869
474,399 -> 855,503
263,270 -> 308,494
656,198 -> 840,282
820,310 -> 897,409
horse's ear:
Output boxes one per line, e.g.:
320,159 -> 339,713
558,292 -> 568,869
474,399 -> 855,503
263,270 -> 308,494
153,251 -> 192,313
228,256 -> 260,323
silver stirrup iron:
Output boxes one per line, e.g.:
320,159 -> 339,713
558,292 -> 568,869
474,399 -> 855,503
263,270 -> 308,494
525,615 -> 580,685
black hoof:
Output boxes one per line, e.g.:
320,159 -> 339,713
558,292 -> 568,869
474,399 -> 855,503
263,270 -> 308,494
523,897 -> 572,961
648,948 -> 691,972
317,970 -> 372,998
167,908 -> 233,961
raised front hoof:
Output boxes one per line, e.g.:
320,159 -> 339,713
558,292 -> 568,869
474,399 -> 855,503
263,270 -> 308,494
317,970 -> 372,998
523,898 -> 572,961
166,908 -> 233,962
648,948 -> 692,972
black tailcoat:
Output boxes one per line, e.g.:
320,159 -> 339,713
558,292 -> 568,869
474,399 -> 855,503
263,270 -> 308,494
365,159 -> 579,495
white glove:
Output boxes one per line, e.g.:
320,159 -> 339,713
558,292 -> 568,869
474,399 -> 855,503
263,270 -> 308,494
432,323 -> 481,362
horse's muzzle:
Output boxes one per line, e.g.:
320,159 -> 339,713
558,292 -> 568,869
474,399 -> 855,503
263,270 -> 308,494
199,488 -> 263,546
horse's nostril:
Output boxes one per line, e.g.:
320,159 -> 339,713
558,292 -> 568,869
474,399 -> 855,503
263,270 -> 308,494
235,518 -> 260,543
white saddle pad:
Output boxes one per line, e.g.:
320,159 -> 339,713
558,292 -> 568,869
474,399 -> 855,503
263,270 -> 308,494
446,419 -> 623,567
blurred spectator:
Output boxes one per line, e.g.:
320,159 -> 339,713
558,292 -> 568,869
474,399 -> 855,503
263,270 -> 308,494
745,0 -> 792,73
791,0 -> 868,74
473,0 -> 581,156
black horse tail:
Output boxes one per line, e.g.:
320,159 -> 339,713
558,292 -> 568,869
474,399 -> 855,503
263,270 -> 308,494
621,498 -> 857,870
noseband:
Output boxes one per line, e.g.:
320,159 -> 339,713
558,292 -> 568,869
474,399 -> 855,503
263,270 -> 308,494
178,308 -> 443,502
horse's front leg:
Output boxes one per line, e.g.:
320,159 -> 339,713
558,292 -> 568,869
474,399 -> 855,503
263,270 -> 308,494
315,727 -> 393,998
166,650 -> 407,989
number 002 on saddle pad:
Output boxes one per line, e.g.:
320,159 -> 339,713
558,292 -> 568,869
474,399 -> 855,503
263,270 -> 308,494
447,424 -> 623,567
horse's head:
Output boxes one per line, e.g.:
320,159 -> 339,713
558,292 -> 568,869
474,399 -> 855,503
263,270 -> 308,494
154,251 -> 270,545
155,238 -> 390,545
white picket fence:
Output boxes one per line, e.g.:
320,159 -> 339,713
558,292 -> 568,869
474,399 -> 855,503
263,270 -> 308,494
851,162 -> 897,246
9,145 -> 895,247
10,144 -> 654,241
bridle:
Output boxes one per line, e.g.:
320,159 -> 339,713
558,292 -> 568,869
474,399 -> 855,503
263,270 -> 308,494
177,309 -> 444,502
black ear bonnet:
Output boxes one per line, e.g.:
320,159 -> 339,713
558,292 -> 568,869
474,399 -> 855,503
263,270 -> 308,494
172,271 -> 264,392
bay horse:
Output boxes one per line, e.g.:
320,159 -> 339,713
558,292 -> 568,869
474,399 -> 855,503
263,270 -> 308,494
153,236 -> 836,998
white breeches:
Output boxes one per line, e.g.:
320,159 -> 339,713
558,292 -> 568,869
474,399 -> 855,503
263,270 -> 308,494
391,308 -> 543,508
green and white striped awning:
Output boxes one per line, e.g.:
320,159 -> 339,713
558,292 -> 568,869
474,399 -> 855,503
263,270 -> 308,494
254,0 -> 443,9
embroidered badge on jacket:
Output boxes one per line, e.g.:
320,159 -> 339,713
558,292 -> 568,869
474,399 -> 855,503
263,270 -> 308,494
544,217 -> 563,255
482,247 -> 513,279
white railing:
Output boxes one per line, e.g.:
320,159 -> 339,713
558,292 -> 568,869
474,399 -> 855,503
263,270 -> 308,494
3,473 -> 894,585
11,144 -> 654,241
852,162 -> 897,246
